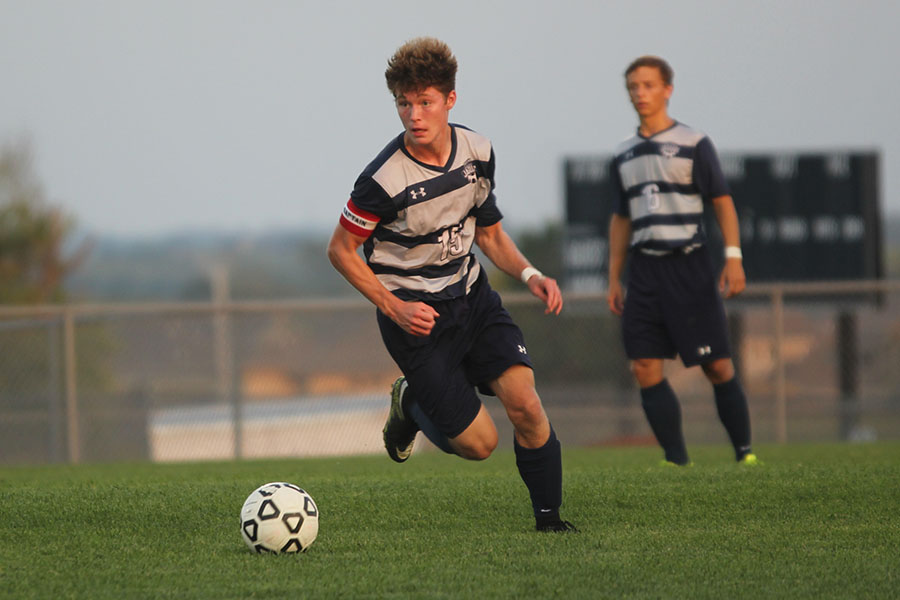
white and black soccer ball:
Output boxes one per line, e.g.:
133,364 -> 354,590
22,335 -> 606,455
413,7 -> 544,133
240,482 -> 319,554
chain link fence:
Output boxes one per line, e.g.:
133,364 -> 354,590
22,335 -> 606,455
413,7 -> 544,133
2,281 -> 899,465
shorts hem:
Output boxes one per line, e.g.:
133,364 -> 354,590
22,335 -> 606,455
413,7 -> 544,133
444,401 -> 482,439
474,359 -> 533,396
624,352 -> 677,361
681,351 -> 731,368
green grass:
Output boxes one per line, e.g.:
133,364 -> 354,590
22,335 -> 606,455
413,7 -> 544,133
1,443 -> 898,599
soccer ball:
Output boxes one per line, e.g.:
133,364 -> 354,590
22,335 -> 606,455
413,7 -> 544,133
240,482 -> 319,553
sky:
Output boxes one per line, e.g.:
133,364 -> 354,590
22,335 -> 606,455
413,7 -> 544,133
1,0 -> 899,238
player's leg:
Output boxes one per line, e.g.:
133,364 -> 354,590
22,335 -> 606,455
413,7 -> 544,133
489,364 -> 550,448
404,392 -> 455,455
395,364 -> 492,461
701,358 -> 754,461
377,307 -> 459,461
446,404 -> 498,460
378,296 -> 498,461
668,247 -> 754,462
383,373 -> 469,460
488,365 -> 570,530
632,358 -> 690,465
384,372 -> 493,461
461,276 -> 574,531
623,253 -> 688,465
700,356 -> 734,384
631,356 -> 665,387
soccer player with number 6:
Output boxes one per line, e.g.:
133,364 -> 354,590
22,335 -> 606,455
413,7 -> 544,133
327,37 -> 575,532
607,56 -> 758,467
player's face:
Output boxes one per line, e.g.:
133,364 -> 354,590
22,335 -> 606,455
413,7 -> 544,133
626,66 -> 672,119
395,87 -> 456,150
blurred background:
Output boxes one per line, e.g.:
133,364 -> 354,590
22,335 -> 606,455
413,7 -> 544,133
2,1 -> 899,464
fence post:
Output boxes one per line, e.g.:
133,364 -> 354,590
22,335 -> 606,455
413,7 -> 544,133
772,288 -> 787,443
211,265 -> 240,459
837,311 -> 859,440
47,319 -> 63,462
231,340 -> 242,460
63,307 -> 81,463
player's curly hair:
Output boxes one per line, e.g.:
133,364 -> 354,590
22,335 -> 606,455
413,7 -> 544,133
625,55 -> 674,86
385,37 -> 457,97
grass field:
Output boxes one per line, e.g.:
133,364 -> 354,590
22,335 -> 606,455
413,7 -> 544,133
1,442 -> 898,599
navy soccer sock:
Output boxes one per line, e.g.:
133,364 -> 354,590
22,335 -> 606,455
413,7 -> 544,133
713,377 -> 753,460
407,400 -> 455,454
640,379 -> 690,465
514,426 -> 563,525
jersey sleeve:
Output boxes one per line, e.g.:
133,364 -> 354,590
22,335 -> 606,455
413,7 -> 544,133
473,148 -> 503,227
692,137 -> 731,201
339,174 -> 391,238
339,197 -> 380,238
610,157 -> 630,216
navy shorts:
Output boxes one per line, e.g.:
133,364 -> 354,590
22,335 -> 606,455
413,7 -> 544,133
377,271 -> 533,438
622,245 -> 731,368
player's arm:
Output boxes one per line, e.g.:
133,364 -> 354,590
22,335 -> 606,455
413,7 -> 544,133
607,214 -> 631,316
474,221 -> 562,315
326,224 -> 438,336
711,195 -> 746,298
695,137 -> 745,299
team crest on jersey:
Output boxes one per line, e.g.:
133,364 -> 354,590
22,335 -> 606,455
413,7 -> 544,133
462,160 -> 478,184
641,183 -> 661,212
660,143 -> 680,158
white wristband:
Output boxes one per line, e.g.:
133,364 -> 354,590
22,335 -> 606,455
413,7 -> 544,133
725,246 -> 743,259
520,266 -> 543,284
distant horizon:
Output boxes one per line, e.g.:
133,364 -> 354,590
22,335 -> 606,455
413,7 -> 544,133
74,214 -> 900,246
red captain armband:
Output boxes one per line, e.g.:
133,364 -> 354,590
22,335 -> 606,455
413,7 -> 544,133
339,199 -> 380,238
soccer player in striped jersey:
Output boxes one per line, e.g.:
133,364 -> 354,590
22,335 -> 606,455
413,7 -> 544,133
327,38 -> 575,531
607,56 -> 758,466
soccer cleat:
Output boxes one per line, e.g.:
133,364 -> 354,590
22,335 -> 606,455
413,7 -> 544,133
383,377 -> 419,463
659,460 -> 693,467
738,453 -> 760,466
536,519 -> 578,533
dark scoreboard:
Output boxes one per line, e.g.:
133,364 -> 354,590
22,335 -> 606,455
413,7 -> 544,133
563,152 -> 883,291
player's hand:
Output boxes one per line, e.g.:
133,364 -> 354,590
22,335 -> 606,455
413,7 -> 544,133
720,258 -> 746,298
393,300 -> 440,337
526,274 -> 563,315
607,280 -> 625,316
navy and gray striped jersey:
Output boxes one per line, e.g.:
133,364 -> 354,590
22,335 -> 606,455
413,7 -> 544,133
339,125 -> 502,302
611,121 -> 730,255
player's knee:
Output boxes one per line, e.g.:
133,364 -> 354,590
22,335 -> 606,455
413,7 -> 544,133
631,360 -> 662,387
702,358 -> 734,384
451,419 -> 498,460
630,360 -> 647,379
505,395 -> 545,429
455,437 -> 496,461
463,446 -> 494,461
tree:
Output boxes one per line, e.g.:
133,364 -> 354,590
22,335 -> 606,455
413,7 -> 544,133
0,139 -> 91,304
0,140 -> 119,464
